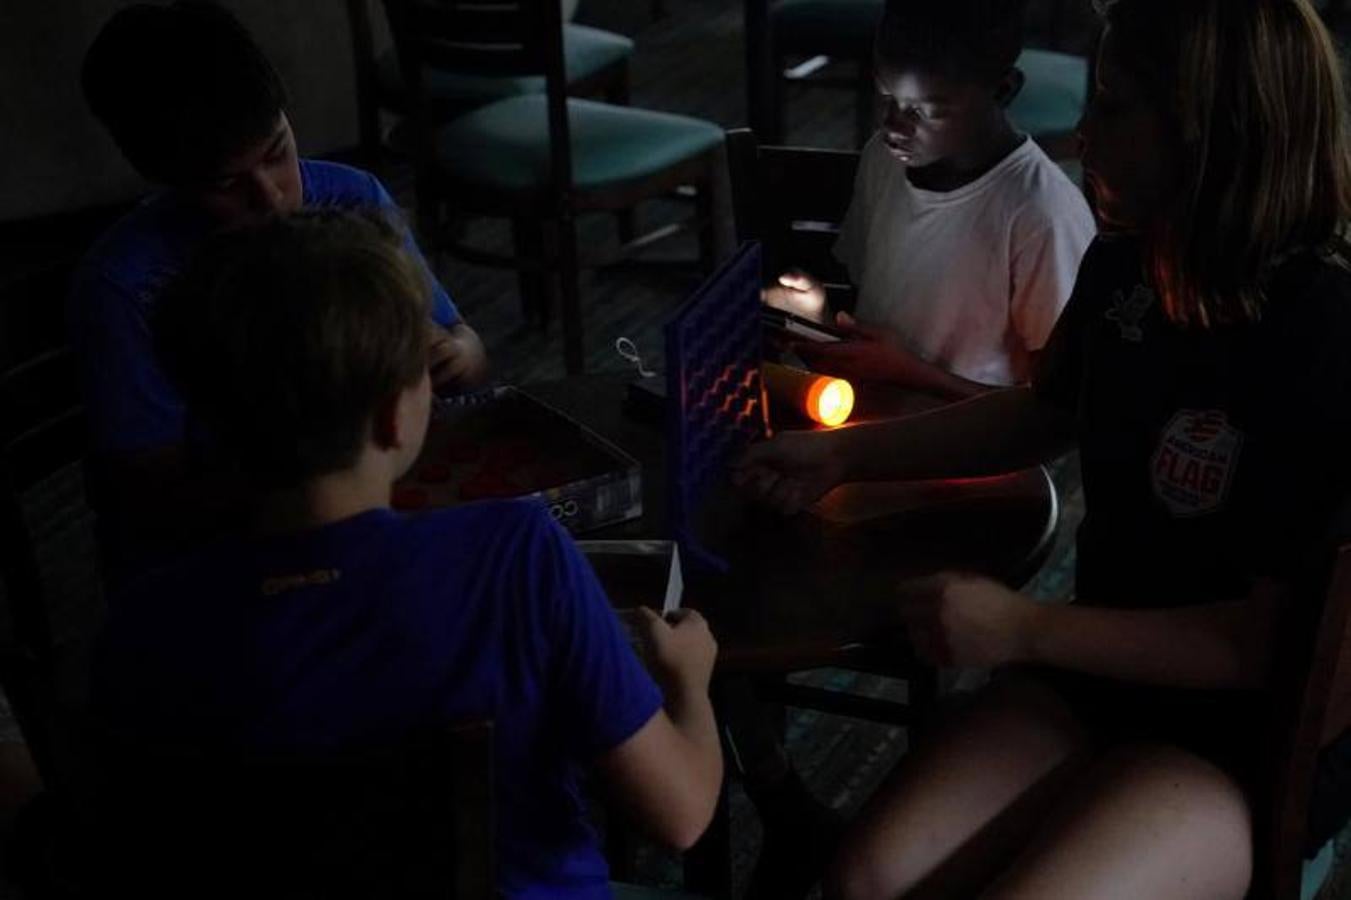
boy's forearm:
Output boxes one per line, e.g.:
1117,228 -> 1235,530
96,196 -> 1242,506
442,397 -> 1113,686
835,386 -> 1075,483
1019,586 -> 1281,690
664,682 -> 723,787
904,356 -> 1001,402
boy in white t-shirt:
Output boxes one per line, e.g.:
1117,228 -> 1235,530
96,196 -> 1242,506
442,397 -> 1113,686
764,0 -> 1096,401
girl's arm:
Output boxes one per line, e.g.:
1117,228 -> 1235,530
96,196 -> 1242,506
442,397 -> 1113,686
901,574 -> 1286,690
734,386 -> 1075,514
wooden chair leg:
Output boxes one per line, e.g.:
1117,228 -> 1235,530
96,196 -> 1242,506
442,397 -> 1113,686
615,209 -> 638,247
511,218 -> 549,329
745,0 -> 781,142
554,214 -> 586,375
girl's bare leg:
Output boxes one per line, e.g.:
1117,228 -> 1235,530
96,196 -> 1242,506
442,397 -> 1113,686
983,743 -> 1252,900
827,675 -> 1092,900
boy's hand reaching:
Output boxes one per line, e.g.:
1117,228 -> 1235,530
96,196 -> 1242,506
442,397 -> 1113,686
428,323 -> 490,392
731,429 -> 847,515
631,608 -> 718,696
898,572 -> 1042,668
762,269 -> 828,323
793,312 -> 927,385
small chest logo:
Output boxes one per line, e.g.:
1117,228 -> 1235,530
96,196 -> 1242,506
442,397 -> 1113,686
1106,284 -> 1155,342
1150,410 -> 1243,517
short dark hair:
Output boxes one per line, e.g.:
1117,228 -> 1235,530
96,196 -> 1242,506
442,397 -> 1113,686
82,1 -> 288,184
155,209 -> 431,489
875,0 -> 1028,84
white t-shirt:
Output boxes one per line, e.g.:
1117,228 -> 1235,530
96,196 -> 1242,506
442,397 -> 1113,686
834,134 -> 1097,386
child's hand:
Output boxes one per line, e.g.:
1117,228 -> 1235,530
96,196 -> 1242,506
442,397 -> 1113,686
897,573 -> 1043,667
428,323 -> 489,391
632,608 -> 718,696
793,312 -> 930,385
731,430 -> 846,515
762,269 -> 828,323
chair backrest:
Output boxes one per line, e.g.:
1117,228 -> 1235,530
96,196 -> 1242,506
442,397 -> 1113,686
1263,536 -> 1351,899
725,128 -> 859,311
0,251 -> 96,786
382,0 -> 574,193
86,722 -> 495,899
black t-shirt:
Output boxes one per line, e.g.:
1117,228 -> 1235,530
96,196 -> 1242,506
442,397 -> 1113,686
1035,235 -> 1351,607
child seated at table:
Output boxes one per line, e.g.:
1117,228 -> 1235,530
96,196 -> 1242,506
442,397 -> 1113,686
740,0 -> 1351,896
71,2 -> 488,577
93,208 -> 722,898
763,0 -> 1096,401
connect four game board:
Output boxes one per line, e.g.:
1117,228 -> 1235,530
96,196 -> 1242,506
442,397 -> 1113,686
665,242 -> 769,572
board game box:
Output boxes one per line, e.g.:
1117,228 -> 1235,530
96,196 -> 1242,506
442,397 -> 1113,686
392,386 -> 642,534
577,540 -> 683,615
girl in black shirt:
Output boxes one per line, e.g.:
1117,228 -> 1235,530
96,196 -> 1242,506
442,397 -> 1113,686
735,1 -> 1351,896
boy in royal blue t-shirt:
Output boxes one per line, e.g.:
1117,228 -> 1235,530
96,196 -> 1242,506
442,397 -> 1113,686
94,209 -> 723,899
71,2 -> 489,576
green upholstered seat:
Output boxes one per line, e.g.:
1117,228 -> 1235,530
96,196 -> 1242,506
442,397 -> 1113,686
1009,49 -> 1089,138
1302,839 -> 1335,900
376,23 -> 633,111
432,96 -> 724,193
772,0 -> 884,56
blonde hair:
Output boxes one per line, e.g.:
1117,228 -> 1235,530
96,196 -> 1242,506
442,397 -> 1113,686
156,208 -> 431,487
1100,0 -> 1351,326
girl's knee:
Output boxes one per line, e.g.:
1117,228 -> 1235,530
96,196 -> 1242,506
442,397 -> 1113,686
824,841 -> 902,900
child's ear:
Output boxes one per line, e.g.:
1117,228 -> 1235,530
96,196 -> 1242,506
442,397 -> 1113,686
995,67 -> 1026,109
370,393 -> 403,451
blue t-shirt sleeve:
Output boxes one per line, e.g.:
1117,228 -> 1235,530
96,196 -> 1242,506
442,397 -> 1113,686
534,514 -> 664,757
365,174 -> 461,329
68,264 -> 186,454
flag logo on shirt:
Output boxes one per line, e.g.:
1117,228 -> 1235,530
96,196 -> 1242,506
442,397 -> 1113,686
1106,284 -> 1155,342
1151,409 -> 1243,517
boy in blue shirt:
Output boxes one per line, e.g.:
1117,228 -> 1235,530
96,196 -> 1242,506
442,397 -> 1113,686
95,208 -> 722,898
71,2 -> 488,574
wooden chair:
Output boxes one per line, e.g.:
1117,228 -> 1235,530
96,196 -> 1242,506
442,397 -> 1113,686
77,722 -> 495,898
1258,533 -> 1351,900
345,0 -> 635,160
0,250 -> 103,794
384,0 -> 725,374
743,0 -> 1090,158
726,127 -> 859,313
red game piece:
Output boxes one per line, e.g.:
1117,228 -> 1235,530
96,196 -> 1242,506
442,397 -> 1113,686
392,486 -> 429,510
459,471 -> 519,501
418,462 -> 452,484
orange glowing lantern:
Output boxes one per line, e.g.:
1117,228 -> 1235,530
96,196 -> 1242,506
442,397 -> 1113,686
762,362 -> 855,427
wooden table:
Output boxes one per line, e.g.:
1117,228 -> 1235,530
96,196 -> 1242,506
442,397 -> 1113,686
526,376 -> 1058,674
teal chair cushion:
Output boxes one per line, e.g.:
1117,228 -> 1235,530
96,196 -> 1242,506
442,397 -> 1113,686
376,24 -> 633,111
1009,49 -> 1089,138
433,96 -> 724,193
772,0 -> 885,57
1302,838 -> 1335,900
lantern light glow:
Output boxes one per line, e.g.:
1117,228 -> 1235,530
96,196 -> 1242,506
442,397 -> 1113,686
763,362 -> 856,428
806,377 -> 854,427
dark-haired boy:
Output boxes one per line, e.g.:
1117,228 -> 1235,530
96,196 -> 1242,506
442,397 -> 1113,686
71,2 -> 487,573
764,0 -> 1095,400
95,209 -> 722,898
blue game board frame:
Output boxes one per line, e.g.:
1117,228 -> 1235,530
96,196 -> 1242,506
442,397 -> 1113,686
665,242 -> 769,573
